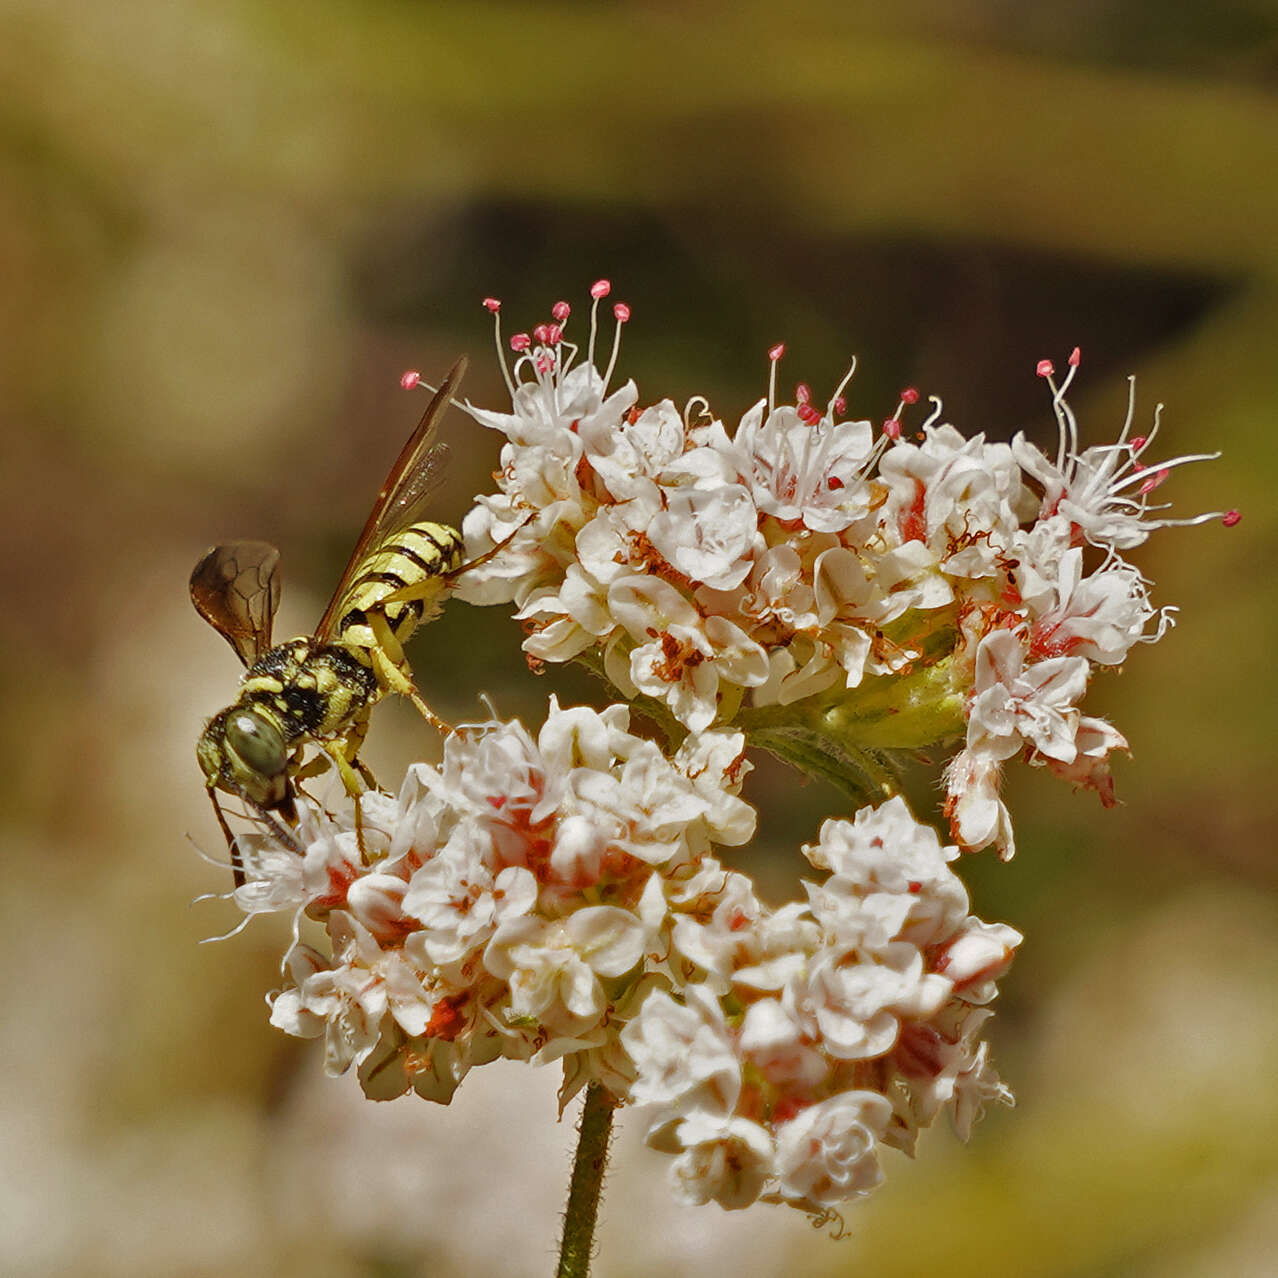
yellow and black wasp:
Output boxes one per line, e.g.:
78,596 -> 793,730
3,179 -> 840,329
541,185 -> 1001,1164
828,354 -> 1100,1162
190,358 -> 469,884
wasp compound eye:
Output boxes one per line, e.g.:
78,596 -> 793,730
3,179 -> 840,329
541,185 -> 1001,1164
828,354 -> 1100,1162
225,711 -> 287,779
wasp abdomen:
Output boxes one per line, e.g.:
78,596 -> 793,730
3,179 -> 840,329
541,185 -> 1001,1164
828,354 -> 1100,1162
334,521 -> 464,651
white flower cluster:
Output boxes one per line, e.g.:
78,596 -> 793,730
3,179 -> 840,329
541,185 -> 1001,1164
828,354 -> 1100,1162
210,284 -> 1234,1225
458,292 -> 1235,858
621,795 -> 1018,1211
235,699 -> 1017,1217
254,700 -> 753,1102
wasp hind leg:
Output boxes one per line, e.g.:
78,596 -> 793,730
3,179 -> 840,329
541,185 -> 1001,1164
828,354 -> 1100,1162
365,609 -> 452,736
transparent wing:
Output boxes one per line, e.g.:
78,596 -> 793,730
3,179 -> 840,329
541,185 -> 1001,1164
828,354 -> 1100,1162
314,356 -> 466,642
190,540 -> 282,667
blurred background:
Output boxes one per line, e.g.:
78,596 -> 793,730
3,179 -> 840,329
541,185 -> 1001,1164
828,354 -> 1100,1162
2,1 -> 1276,1275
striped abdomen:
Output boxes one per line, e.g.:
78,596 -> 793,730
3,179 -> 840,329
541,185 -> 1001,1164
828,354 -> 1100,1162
332,521 -> 464,656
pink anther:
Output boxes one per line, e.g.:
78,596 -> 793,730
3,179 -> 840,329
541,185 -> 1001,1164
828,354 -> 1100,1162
899,387 -> 919,405
768,343 -> 785,362
552,301 -> 571,321
1223,509 -> 1241,526
1068,346 -> 1081,367
1036,359 -> 1054,378
1138,468 -> 1169,495
883,419 -> 902,440
590,279 -> 611,299
510,333 -> 531,352
482,297 -> 502,313
400,370 -> 422,390
613,302 -> 631,322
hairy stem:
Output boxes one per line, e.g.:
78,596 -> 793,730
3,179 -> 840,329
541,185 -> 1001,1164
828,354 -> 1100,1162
556,1082 -> 617,1278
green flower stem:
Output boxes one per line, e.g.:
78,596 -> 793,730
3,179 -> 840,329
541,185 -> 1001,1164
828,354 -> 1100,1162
556,1082 -> 617,1278
737,654 -> 969,800
574,639 -> 968,803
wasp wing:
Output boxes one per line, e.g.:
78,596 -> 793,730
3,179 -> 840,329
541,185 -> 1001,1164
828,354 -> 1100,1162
314,356 -> 466,643
190,540 -> 282,667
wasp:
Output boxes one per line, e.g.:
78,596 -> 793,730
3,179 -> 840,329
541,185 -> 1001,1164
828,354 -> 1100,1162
191,358 -> 470,884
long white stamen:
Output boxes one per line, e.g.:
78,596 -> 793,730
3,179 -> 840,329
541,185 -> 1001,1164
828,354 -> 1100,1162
487,300 -> 516,398
603,302 -> 629,391
1107,451 -> 1222,494
587,279 -> 611,369
767,344 -> 784,415
828,356 -> 858,416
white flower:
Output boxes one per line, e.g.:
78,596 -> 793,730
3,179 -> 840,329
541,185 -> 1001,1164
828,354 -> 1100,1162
943,748 -> 1017,858
934,918 -> 1022,1004
796,944 -> 952,1061
1024,547 -> 1164,665
803,797 -> 970,950
773,1091 -> 892,1207
738,998 -> 827,1091
646,458 -> 760,591
966,629 -> 1089,764
621,983 -> 742,1114
402,830 -> 537,967
1012,367 -> 1225,552
880,423 -> 1029,578
665,1112 -> 776,1210
606,576 -> 769,731
732,400 -> 878,533
579,396 -> 685,502
485,906 -> 646,1034
268,916 -> 436,1075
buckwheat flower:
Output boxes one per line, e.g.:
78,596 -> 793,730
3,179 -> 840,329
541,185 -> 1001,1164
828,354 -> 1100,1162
578,397 -> 686,502
1012,353 -> 1232,551
402,830 -> 538,968
665,1111 -> 777,1210
623,983 -> 744,1114
666,867 -> 766,985
485,907 -> 647,1036
890,1003 -> 1014,1143
670,730 -> 756,846
738,998 -> 828,1091
802,796 -> 970,949
646,458 -> 760,591
269,915 -> 434,1075
622,793 -> 1018,1215
797,944 -> 953,1061
605,575 -> 770,731
1023,547 -> 1167,665
942,748 -> 1017,859
731,398 -> 879,533
880,422 -> 1030,580
965,629 -> 1091,765
1038,713 -> 1129,806
773,1091 -> 893,1207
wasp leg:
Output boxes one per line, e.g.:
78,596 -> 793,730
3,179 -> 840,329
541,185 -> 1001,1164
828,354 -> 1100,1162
342,712 -> 380,792
207,788 -> 245,888
320,737 -> 374,860
443,514 -> 533,578
365,608 -> 452,735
